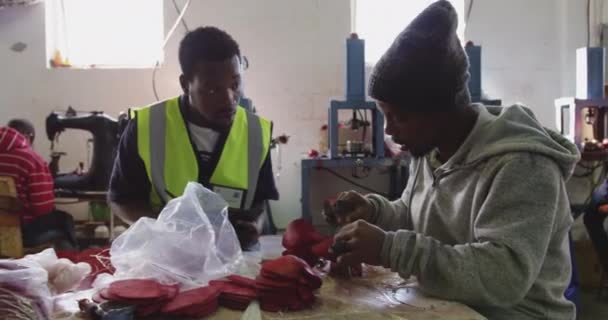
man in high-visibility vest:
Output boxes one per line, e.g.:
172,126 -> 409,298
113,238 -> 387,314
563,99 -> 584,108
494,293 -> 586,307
108,27 -> 278,250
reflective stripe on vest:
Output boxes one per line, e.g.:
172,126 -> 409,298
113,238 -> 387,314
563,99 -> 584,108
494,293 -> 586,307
134,96 -> 271,210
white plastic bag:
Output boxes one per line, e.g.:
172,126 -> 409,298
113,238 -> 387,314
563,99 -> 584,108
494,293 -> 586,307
0,258 -> 52,319
0,249 -> 92,319
110,182 -> 243,288
22,249 -> 91,295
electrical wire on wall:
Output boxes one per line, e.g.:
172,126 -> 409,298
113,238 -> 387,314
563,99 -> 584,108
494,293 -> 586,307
588,0 -> 592,47
172,0 -> 190,31
152,0 -> 192,101
601,0 -> 607,46
465,0 -> 474,23
320,167 -> 389,197
350,0 -> 357,33
152,61 -> 161,101
59,0 -> 70,62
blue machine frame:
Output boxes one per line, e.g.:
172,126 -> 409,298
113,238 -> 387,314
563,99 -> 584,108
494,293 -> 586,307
300,34 -> 406,222
328,34 -> 385,159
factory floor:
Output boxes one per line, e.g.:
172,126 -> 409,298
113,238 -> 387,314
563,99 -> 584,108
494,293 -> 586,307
579,289 -> 608,319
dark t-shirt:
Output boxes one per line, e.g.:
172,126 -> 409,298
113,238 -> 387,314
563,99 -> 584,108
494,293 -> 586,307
108,97 -> 279,207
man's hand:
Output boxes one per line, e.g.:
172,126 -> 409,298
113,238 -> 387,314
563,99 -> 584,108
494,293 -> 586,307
323,191 -> 374,227
228,204 -> 265,250
332,219 -> 386,267
230,218 -> 260,249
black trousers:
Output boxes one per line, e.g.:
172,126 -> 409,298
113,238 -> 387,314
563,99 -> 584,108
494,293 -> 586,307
21,209 -> 78,250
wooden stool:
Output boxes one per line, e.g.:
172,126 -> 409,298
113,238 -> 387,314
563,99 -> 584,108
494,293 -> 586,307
0,176 -> 23,258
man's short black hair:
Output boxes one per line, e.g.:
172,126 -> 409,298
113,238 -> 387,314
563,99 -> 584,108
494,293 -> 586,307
179,26 -> 241,79
7,118 -> 35,142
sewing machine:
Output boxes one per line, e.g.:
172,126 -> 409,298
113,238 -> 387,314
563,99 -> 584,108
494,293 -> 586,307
45,107 -> 123,192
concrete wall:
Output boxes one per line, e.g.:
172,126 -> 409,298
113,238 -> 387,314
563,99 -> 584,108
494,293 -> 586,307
464,0 -> 601,206
465,0 -> 568,128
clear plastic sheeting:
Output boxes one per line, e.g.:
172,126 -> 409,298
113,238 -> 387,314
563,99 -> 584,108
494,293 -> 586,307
110,182 -> 244,288
0,257 -> 52,320
22,250 -> 91,296
0,248 -> 94,320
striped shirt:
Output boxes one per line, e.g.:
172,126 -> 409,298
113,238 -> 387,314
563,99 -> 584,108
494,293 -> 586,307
0,127 -> 54,222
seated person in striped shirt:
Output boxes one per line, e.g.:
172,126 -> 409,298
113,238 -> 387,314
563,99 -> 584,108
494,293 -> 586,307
0,119 -> 76,249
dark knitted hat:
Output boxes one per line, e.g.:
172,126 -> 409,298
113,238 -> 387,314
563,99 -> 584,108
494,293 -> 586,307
368,0 -> 470,111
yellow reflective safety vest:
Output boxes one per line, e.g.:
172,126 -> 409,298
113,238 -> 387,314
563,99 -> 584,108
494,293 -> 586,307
131,96 -> 271,210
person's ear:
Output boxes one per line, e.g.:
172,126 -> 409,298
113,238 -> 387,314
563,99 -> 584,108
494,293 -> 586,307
179,74 -> 189,94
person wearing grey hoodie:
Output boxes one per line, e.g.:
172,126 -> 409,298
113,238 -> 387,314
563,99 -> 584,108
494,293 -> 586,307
326,1 -> 579,319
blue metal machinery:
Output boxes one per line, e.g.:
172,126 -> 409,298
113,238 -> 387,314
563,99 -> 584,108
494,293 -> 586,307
329,34 -> 384,159
465,42 -> 501,105
300,34 -> 407,222
555,47 -> 608,160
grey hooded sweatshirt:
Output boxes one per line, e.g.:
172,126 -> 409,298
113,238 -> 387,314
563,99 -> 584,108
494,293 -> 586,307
368,104 -> 579,319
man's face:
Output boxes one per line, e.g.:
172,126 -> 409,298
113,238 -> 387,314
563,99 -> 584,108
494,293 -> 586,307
376,100 -> 438,157
182,56 -> 242,130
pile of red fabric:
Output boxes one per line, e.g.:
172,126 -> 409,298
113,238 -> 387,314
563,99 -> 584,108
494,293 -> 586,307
88,254 -> 324,317
92,279 -> 207,318
255,255 -> 322,312
282,219 -> 334,266
93,279 -> 221,318
209,275 -> 257,310
282,218 -> 363,277
215,256 -> 324,312
160,286 -> 219,318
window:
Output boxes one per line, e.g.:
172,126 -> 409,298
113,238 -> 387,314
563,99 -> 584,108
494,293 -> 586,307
45,0 -> 164,68
353,0 -> 466,64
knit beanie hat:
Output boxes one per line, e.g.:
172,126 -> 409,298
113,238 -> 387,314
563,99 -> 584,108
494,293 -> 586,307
368,0 -> 470,111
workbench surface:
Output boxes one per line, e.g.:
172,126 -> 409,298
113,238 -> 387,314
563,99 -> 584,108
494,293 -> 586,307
60,267 -> 485,320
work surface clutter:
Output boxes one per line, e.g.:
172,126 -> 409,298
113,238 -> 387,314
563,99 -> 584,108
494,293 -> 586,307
0,216 -> 483,320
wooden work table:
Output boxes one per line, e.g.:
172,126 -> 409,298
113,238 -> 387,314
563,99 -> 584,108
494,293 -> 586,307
56,265 -> 485,320
207,268 -> 487,320
59,275 -> 484,320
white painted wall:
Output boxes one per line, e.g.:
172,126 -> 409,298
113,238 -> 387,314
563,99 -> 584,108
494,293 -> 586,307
464,0 -> 599,206
465,0 -> 568,128
0,0 -> 598,227
0,0 -> 350,226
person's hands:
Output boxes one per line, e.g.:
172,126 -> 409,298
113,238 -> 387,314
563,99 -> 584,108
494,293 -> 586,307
332,220 -> 386,267
231,220 -> 259,249
323,191 -> 374,227
228,210 -> 263,250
